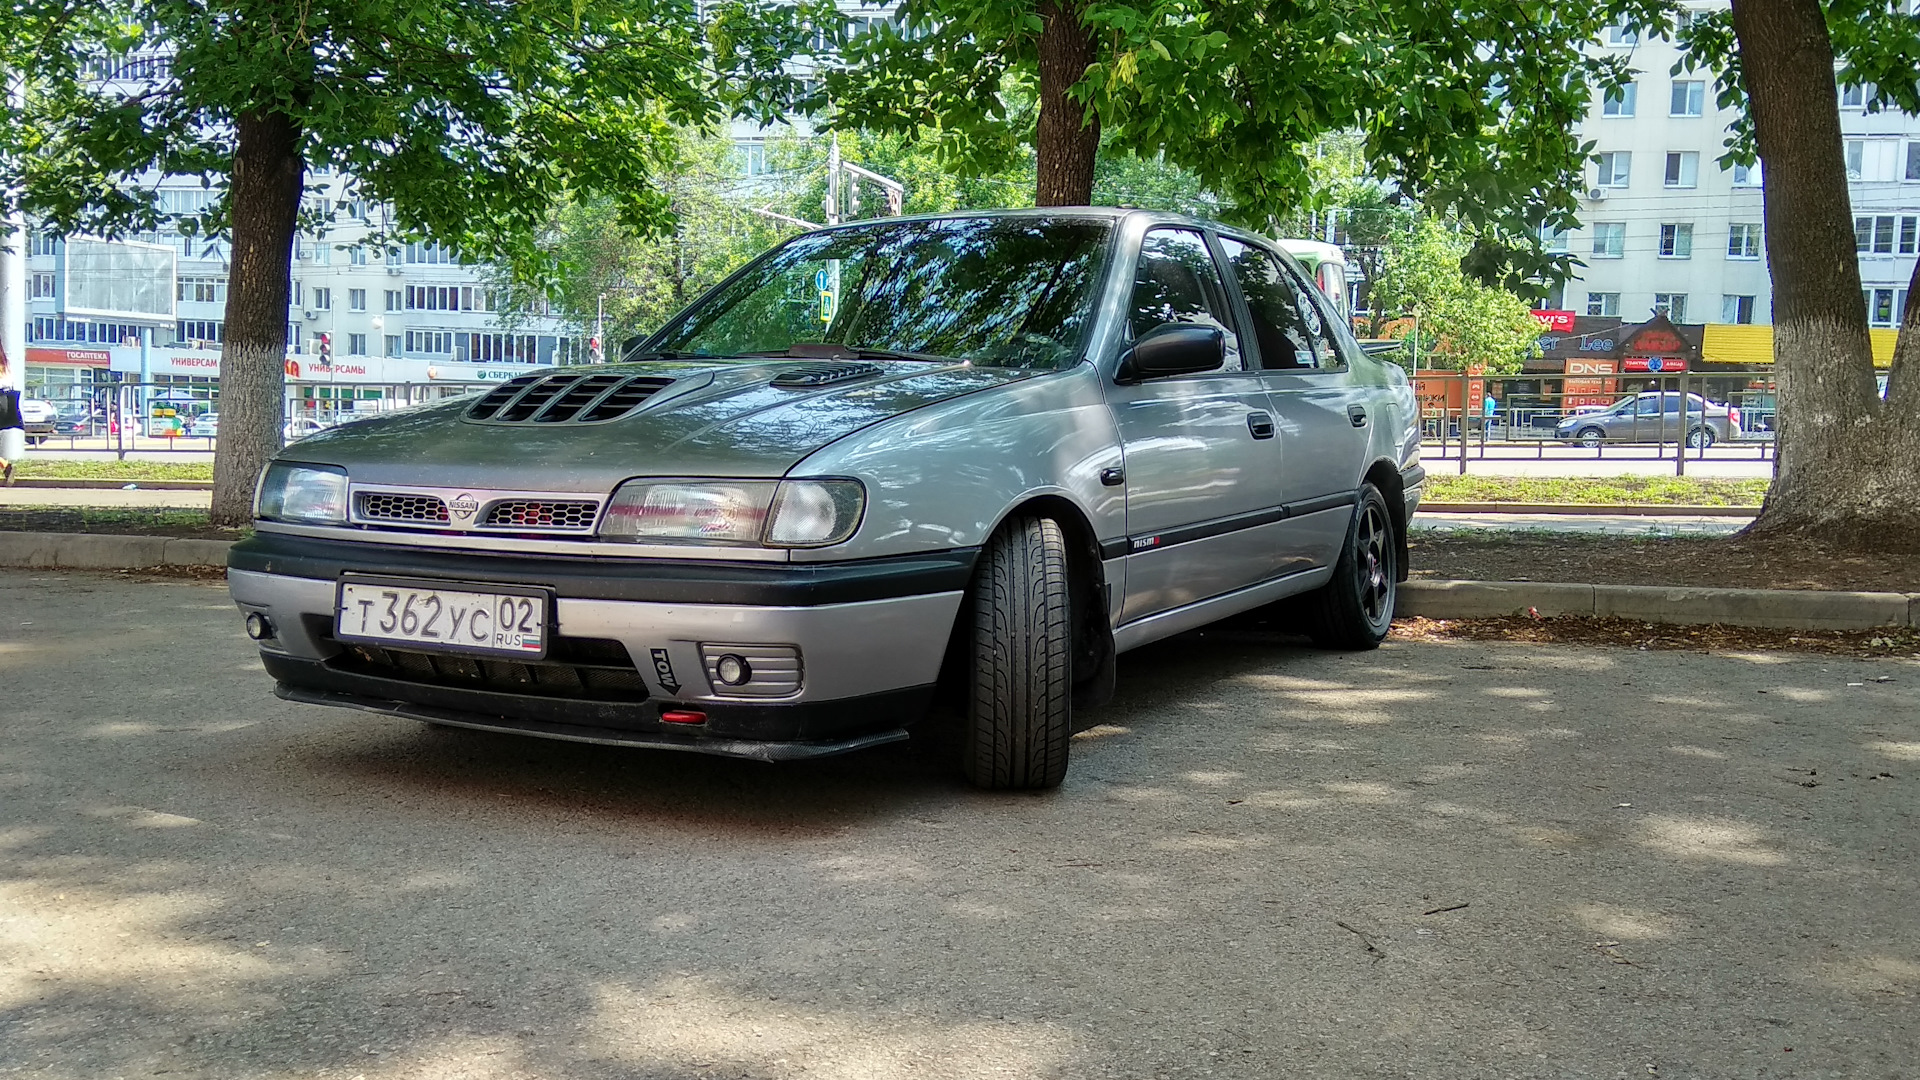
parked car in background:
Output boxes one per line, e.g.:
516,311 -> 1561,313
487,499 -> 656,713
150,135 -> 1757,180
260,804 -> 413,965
285,416 -> 330,442
228,208 -> 1426,791
186,412 -> 221,438
17,398 -> 57,445
1554,391 -> 1741,448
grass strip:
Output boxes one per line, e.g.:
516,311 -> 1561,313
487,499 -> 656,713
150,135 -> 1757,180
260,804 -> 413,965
12,459 -> 214,482
1424,475 -> 1768,507
0,507 -> 238,539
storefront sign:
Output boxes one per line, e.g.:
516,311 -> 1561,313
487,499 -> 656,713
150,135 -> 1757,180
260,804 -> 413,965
1563,358 -> 1617,407
26,348 -> 111,367
1531,310 -> 1576,333
1629,329 -> 1685,354
1622,356 -> 1687,373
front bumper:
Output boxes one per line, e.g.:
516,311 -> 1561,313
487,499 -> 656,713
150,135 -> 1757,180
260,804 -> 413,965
228,532 -> 973,758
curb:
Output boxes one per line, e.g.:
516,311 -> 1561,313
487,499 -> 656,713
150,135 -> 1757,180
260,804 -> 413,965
8,478 -> 213,490
1419,502 -> 1758,518
0,531 -> 233,571
0,533 -> 1912,635
1398,579 -> 1914,632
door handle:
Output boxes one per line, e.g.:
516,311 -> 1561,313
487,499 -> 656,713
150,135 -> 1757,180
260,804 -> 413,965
1347,404 -> 1368,428
1247,411 -> 1276,440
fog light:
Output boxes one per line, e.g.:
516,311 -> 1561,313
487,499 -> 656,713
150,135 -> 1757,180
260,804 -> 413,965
244,612 -> 274,641
714,654 -> 752,686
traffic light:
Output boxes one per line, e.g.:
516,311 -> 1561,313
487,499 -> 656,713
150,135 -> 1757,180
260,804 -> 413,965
588,336 -> 604,363
316,332 -> 332,364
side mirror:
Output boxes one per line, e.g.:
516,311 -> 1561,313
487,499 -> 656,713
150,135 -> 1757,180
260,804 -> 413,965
1117,323 -> 1225,383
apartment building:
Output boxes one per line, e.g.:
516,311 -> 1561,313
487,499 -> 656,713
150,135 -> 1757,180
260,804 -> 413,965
1557,5 -> 1920,334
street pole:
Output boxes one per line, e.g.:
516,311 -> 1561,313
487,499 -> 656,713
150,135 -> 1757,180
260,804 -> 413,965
1,71 -> 26,465
826,133 -> 841,226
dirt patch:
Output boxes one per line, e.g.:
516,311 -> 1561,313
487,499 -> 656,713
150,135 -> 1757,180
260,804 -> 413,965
1410,532 -> 1919,594
1391,615 -> 1920,660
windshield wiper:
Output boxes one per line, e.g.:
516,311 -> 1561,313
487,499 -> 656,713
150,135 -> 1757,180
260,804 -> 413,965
624,348 -> 702,361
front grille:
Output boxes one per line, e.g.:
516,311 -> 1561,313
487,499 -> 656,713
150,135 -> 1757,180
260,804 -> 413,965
326,633 -> 649,701
483,499 -> 600,531
357,491 -> 449,525
464,372 -> 675,424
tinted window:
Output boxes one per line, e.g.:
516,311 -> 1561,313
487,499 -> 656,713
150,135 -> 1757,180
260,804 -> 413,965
1219,237 -> 1337,370
646,217 -> 1111,370
1129,228 -> 1241,371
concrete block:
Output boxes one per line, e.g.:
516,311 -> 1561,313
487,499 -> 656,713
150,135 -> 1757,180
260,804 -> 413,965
1396,580 -> 1595,620
163,538 -> 236,567
1592,584 -> 1910,631
0,531 -> 68,568
51,533 -> 171,569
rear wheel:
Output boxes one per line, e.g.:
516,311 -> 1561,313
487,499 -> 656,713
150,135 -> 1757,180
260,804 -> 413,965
962,515 -> 1072,790
1304,484 -> 1397,651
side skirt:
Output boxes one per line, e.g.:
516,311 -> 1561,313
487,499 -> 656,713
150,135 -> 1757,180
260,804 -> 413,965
1110,566 -> 1335,654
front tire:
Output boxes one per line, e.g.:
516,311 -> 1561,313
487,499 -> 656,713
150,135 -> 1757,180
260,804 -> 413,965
1576,426 -> 1605,449
963,516 -> 1072,790
1686,426 -> 1715,449
1304,484 -> 1397,651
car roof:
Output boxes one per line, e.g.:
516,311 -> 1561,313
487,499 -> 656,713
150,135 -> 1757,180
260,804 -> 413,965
807,205 -> 1246,238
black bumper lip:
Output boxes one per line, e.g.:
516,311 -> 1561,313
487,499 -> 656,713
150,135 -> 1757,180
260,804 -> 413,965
262,652 -> 934,757
230,531 -> 979,607
276,684 -> 911,762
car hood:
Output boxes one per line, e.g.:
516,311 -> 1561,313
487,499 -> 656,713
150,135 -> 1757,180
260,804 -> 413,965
281,358 -> 1037,490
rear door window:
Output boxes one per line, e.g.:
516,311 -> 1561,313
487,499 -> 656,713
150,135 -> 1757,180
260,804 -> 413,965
1219,238 -> 1345,371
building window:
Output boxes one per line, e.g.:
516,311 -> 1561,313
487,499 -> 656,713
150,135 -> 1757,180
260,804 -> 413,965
1670,80 -> 1706,116
1653,293 -> 1687,322
384,334 -> 401,358
406,284 -> 463,311
314,243 -> 332,266
1908,142 -> 1920,182
348,288 -> 367,311
384,289 -> 402,312
404,330 -> 455,354
1596,151 -> 1631,187
347,333 -> 368,356
30,317 -> 148,344
30,271 -> 55,298
1728,223 -> 1761,259
1721,295 -> 1756,324
1856,215 -> 1900,254
1731,161 -> 1762,187
1664,151 -> 1699,188
1840,82 -> 1875,109
1846,139 -> 1901,181
1866,287 -> 1908,328
404,241 -> 455,265
1592,222 -> 1626,258
1659,223 -> 1693,258
311,286 -> 331,311
30,232 -> 58,257
177,275 -> 227,303
1904,217 -> 1919,255
176,319 -> 223,345
349,245 -> 368,265
736,140 -> 770,176
1604,20 -> 1638,45
1587,292 -> 1621,317
460,333 -> 541,363
1602,84 -> 1636,116
1539,225 -> 1570,252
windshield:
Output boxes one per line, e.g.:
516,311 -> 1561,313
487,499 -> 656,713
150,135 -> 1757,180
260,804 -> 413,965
641,216 -> 1113,370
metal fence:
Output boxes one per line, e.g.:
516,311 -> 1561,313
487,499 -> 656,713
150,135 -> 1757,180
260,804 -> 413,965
20,380 -> 494,458
1415,368 -> 1778,476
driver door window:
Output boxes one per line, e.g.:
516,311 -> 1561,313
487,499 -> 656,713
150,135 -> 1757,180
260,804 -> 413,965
1129,229 -> 1243,371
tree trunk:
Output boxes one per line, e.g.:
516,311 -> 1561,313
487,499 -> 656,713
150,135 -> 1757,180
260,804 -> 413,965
1732,0 -> 1920,549
211,109 -> 304,526
1035,0 -> 1099,207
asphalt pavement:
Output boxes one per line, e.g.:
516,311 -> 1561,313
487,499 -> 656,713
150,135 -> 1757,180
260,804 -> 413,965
3,570 -> 1916,1079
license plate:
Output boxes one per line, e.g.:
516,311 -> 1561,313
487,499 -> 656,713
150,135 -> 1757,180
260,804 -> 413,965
335,578 -> 548,658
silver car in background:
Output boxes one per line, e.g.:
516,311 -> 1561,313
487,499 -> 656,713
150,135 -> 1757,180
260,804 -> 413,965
1555,391 -> 1743,448
228,209 -> 1425,789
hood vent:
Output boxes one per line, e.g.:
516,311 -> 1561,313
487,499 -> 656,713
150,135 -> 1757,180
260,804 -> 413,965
770,363 -> 884,389
466,372 -> 676,424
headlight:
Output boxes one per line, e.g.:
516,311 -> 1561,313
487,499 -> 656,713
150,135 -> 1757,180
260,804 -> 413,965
256,462 -> 348,524
767,480 -> 864,547
601,479 -> 864,548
